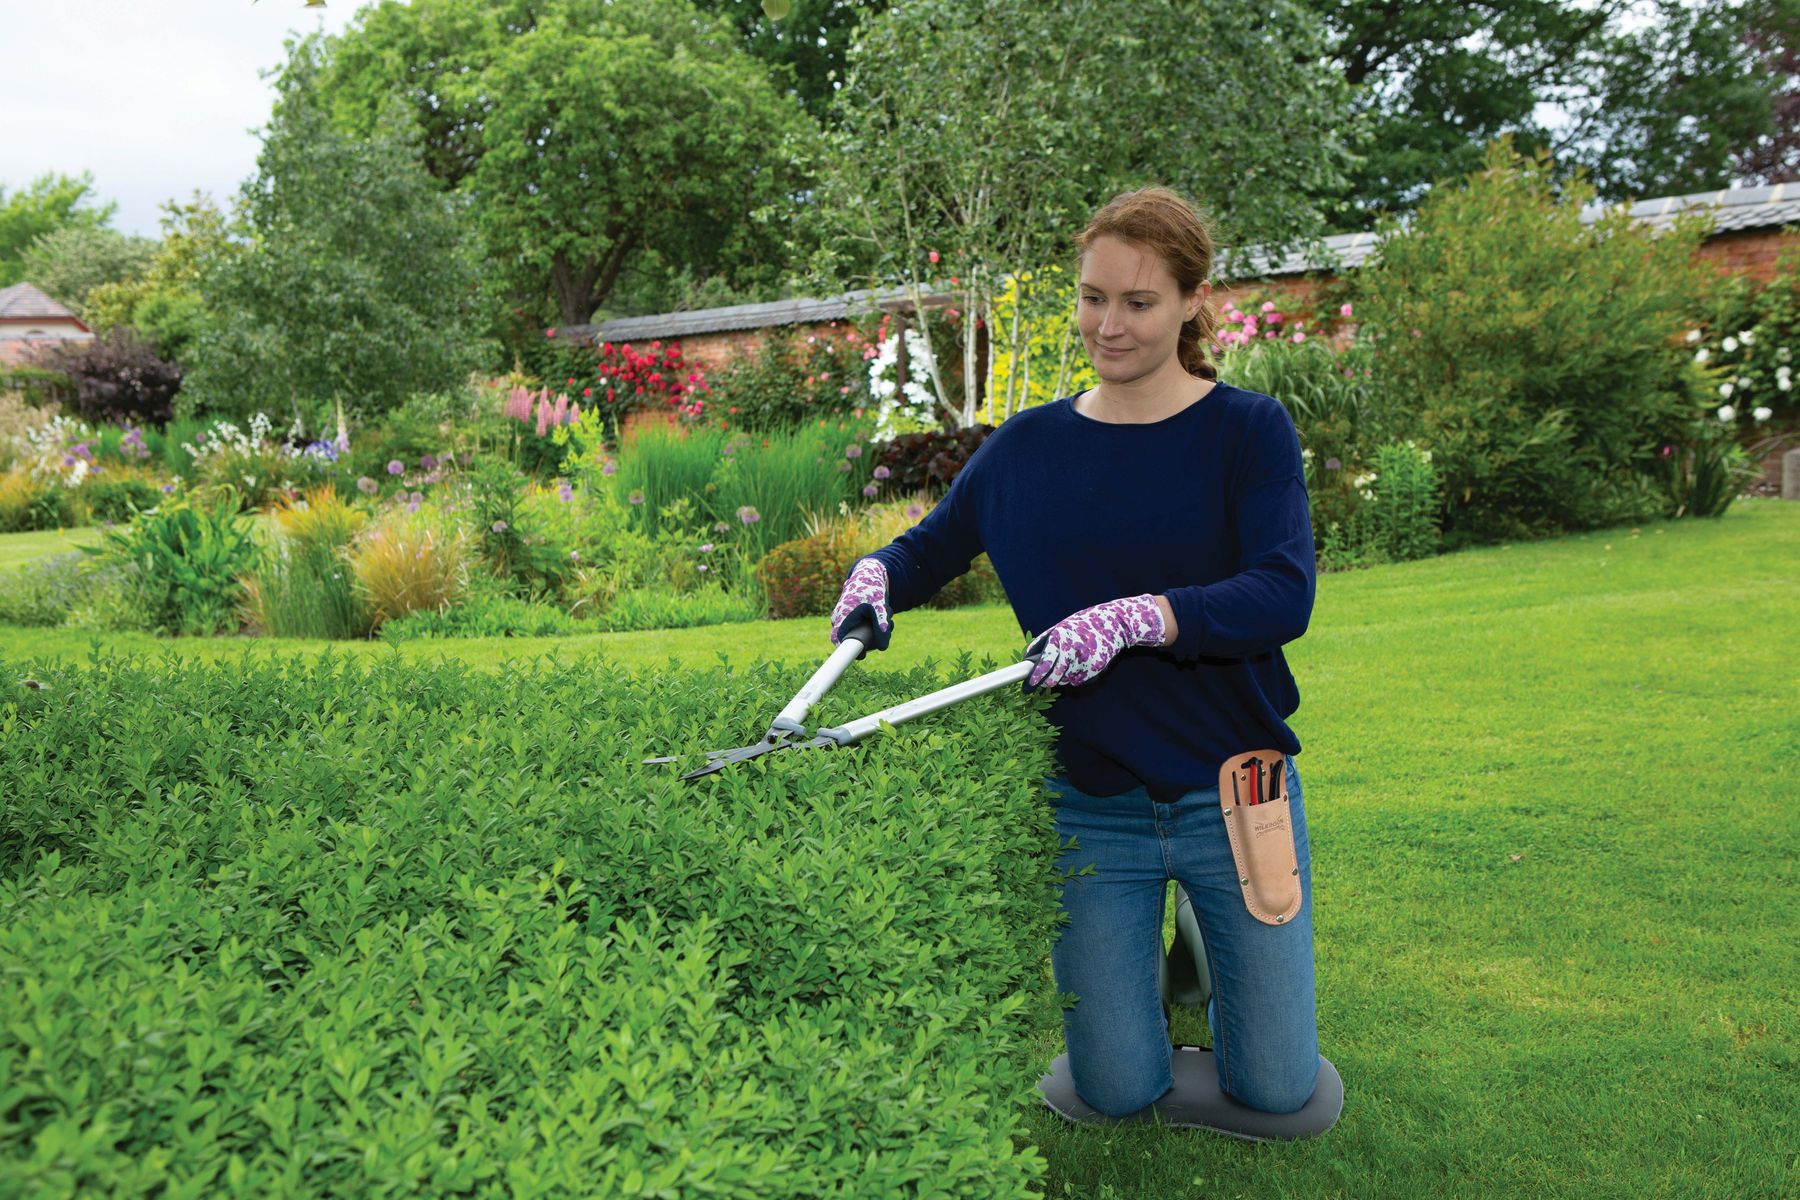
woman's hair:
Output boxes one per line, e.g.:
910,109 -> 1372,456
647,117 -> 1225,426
1073,186 -> 1222,381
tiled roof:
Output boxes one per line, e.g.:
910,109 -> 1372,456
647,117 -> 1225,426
0,281 -> 82,322
560,284 -> 951,344
1232,181 -> 1800,278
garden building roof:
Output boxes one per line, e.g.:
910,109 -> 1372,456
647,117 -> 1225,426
1233,181 -> 1800,278
559,284 -> 949,345
0,282 -> 84,323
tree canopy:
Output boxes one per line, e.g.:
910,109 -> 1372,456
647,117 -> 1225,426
1310,0 -> 1793,229
801,0 -> 1358,425
313,0 -> 816,335
180,37 -> 489,425
0,172 -> 117,289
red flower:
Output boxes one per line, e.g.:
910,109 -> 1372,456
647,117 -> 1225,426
546,327 -> 558,338
583,387 -> 593,397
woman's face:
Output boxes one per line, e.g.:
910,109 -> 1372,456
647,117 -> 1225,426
1077,234 -> 1206,383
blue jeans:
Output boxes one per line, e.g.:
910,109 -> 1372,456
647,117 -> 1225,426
1043,757 -> 1320,1117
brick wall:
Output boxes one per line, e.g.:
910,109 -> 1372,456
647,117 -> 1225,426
604,227 -> 1799,387
1694,228 -> 1799,284
661,321 -> 842,375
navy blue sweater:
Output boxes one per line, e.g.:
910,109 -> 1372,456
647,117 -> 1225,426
862,383 -> 1316,801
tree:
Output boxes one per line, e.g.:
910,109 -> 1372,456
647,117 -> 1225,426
687,0 -> 890,128
313,0 -> 819,340
85,194 -> 233,363
1734,0 -> 1800,183
0,172 -> 116,287
470,8 -> 818,329
803,0 -> 1357,428
180,36 -> 491,426
19,225 -> 157,320
1309,0 -> 1787,229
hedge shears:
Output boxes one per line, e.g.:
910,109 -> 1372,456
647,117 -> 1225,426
642,618 -> 1044,781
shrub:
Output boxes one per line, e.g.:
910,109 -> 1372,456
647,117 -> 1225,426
1656,426 -> 1760,519
869,424 -> 994,500
496,383 -> 582,475
1692,238 -> 1800,430
380,591 -> 580,640
706,426 -> 875,564
24,326 -> 183,425
242,484 -> 371,639
465,458 -> 583,595
1344,135 -> 1717,548
175,43 -> 491,423
757,495 -> 1007,619
703,321 -> 878,434
348,506 -> 471,629
0,363 -> 74,410
88,484 -> 261,634
0,652 -> 1063,1198
981,264 -> 1090,424
0,552 -> 127,626
0,391 -> 58,469
180,412 -> 336,510
1316,440 -> 1444,570
756,521 -> 861,620
581,582 -> 765,632
79,462 -> 168,525
0,466 -> 76,533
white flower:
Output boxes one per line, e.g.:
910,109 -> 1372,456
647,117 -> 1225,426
1782,378 -> 1793,392
1685,329 -> 1702,344
1719,383 -> 1734,398
1723,336 -> 1739,352
1421,449 -> 1432,464
1717,404 -> 1736,421
1739,330 -> 1754,345
1753,406 -> 1772,422
1694,349 -> 1711,364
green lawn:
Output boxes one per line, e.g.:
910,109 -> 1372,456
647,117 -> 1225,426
0,526 -> 100,570
4,498 -> 1797,1198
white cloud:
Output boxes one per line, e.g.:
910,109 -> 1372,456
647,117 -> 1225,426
1,0 -> 378,238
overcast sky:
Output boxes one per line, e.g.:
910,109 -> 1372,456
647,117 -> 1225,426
2,0 -> 380,238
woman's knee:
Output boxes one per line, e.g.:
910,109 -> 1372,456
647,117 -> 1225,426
1075,1072 -> 1169,1119
1227,1055 -> 1320,1115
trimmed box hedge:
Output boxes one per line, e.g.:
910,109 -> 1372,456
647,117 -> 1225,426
0,650 -> 1065,1197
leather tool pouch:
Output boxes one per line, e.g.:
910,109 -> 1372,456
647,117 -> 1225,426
1218,749 -> 1302,926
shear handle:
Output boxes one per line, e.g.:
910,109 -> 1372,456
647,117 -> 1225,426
769,617 -> 876,735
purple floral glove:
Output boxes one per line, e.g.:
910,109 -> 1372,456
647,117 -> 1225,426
1025,594 -> 1166,689
829,557 -> 893,652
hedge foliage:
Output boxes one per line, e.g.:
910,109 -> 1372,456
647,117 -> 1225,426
0,651 -> 1065,1197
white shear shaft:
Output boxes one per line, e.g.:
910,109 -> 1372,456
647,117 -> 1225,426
772,630 -> 869,732
816,659 -> 1036,745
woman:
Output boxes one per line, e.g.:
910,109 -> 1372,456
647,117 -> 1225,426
828,186 -> 1321,1119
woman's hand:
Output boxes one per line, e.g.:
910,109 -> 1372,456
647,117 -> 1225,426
1025,594 -> 1166,689
829,557 -> 893,653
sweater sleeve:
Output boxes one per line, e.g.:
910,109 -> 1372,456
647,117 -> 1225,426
856,439 -> 990,614
1163,402 -> 1316,661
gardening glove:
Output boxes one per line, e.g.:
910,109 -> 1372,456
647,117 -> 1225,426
829,557 -> 894,656
1024,595 -> 1166,691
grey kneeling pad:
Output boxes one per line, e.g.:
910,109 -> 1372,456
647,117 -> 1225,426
1039,1046 -> 1344,1141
